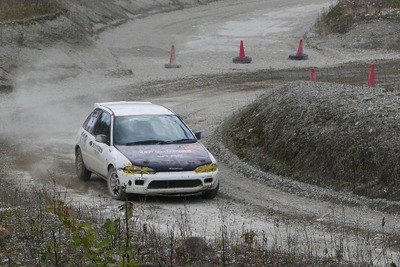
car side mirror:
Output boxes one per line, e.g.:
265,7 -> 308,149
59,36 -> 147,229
195,131 -> 203,140
95,134 -> 108,144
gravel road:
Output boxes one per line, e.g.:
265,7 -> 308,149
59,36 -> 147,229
1,0 -> 400,264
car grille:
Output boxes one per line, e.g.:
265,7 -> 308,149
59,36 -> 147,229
148,180 -> 202,189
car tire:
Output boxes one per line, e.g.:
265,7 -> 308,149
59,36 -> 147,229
107,166 -> 127,200
75,147 -> 91,181
201,182 -> 219,199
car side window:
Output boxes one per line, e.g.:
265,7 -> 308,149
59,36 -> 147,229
93,112 -> 111,139
82,108 -> 103,134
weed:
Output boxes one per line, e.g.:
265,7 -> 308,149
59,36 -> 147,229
0,181 -> 399,266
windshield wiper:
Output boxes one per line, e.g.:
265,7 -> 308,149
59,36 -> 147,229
125,140 -> 169,145
168,138 -> 196,144
124,139 -> 196,145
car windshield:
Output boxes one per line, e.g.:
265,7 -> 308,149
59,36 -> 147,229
113,115 -> 196,145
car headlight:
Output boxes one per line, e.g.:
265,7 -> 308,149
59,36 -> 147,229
123,164 -> 156,175
194,163 -> 217,173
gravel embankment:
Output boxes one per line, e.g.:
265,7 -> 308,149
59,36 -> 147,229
217,81 -> 400,213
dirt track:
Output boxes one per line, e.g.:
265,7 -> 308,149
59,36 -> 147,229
1,0 -> 400,264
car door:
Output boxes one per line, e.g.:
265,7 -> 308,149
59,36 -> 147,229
88,111 -> 112,178
79,108 -> 103,172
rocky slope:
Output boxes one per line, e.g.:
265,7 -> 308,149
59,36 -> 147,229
224,81 -> 400,202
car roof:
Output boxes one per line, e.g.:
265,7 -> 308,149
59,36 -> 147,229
95,101 -> 175,116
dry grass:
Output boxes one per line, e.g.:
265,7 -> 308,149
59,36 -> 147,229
0,0 -> 61,21
315,0 -> 400,34
0,181 -> 399,266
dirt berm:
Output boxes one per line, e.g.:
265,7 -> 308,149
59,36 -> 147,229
224,81 -> 400,201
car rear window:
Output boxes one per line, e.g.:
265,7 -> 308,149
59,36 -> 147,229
82,108 -> 102,134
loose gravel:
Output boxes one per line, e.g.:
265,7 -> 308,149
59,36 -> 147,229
216,81 -> 400,215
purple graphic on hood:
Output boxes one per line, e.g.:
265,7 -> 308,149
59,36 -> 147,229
116,143 -> 212,171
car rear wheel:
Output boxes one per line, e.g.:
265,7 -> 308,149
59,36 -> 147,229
201,182 -> 219,199
76,148 -> 91,181
107,166 -> 126,200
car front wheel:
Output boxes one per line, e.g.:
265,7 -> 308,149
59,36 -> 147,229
202,182 -> 219,199
75,148 -> 91,181
107,167 -> 126,200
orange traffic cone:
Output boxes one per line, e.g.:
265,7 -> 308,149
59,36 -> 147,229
165,45 -> 181,68
310,67 -> 316,82
368,64 -> 375,87
233,40 -> 252,63
289,39 -> 308,60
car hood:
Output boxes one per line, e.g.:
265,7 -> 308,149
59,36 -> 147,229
115,143 -> 212,172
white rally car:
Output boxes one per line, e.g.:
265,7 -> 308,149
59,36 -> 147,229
74,101 -> 219,200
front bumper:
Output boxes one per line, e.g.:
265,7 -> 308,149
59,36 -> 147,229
117,169 -> 219,195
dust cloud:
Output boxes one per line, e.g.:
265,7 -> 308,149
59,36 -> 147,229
2,50 -> 85,151
0,44 -> 135,192
0,46 -> 130,153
